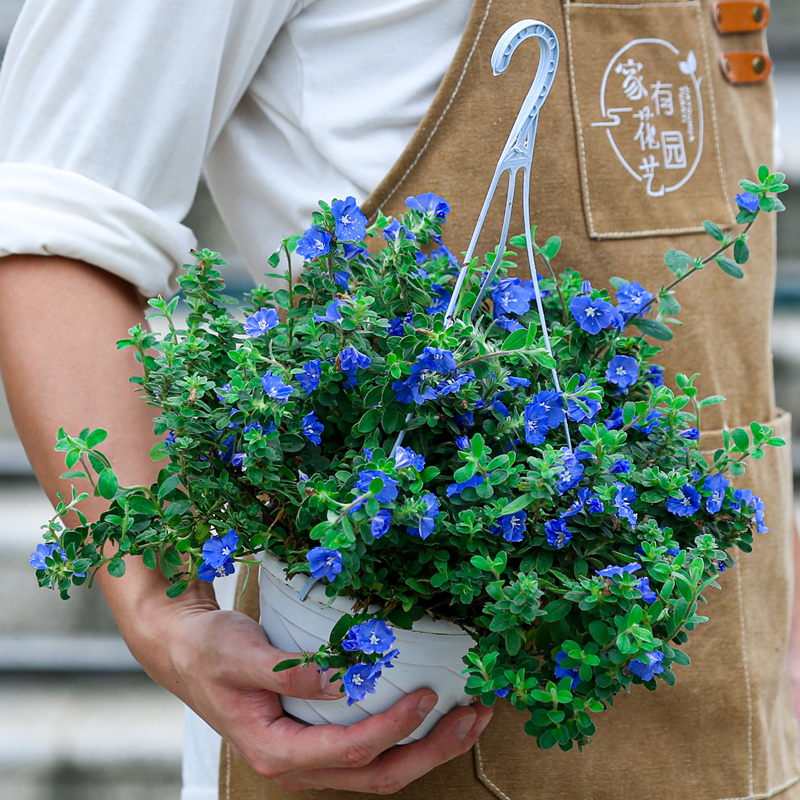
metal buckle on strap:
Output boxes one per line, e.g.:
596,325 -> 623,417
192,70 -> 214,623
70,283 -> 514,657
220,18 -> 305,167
719,50 -> 773,84
712,1 -> 770,34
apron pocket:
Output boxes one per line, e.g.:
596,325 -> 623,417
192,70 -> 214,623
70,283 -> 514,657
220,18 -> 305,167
563,0 -> 736,239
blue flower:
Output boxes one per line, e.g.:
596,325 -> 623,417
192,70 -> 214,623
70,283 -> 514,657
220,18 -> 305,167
613,483 -> 638,527
29,543 -> 59,570
231,452 -> 246,467
562,487 -> 603,518
355,470 -> 399,505
334,270 -> 350,289
394,446 -> 425,471
406,192 -> 450,221
426,284 -> 451,315
363,448 -> 373,462
244,422 -> 277,436
604,407 -> 624,430
491,397 -> 510,417
554,651 -> 581,688
555,449 -> 584,495
430,244 -> 459,267
387,317 -> 407,336
201,529 -> 239,569
407,493 -> 439,540
718,561 -> 727,574
679,427 -> 700,440
566,380 -> 601,423
297,359 -> 321,395
198,559 -> 236,582
339,347 -> 372,379
383,218 -> 416,242
606,355 -> 639,390
637,577 -> 657,604
750,494 -> 768,533
260,371 -> 293,403
496,315 -> 524,332
633,409 -> 662,434
371,509 -> 392,539
609,458 -> 631,474
629,650 -> 664,682
307,547 -> 343,582
615,281 -> 654,316
164,431 -> 176,450
371,648 -> 400,675
494,686 -> 511,698
435,371 -> 475,396
507,376 -> 531,388
735,191 -> 760,213
523,402 -> 548,446
596,563 -> 641,578
314,298 -> 343,324
492,277 -> 534,317
342,620 -> 396,655
666,484 -> 701,517
446,474 -> 484,497
331,196 -> 367,242
569,295 -> 618,335
498,510 -> 527,543
646,365 -> 665,387
243,307 -> 279,338
343,662 -> 379,706
215,382 -> 232,402
456,436 -> 469,450
301,412 -> 324,446
529,389 -> 565,430
343,243 -> 368,262
545,519 -> 572,549
454,411 -> 474,431
417,347 -> 457,373
296,227 -> 332,260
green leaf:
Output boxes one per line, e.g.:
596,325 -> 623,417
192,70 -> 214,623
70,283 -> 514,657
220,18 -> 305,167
543,599 -> 571,622
108,558 -> 126,578
702,220 -> 725,242
166,580 -> 188,598
272,658 -> 304,672
659,293 -> 680,316
86,429 -> 108,448
731,428 -> 750,453
733,237 -> 750,265
503,327 -> 528,351
758,165 -> 769,182
715,256 -> 743,279
532,349 -> 557,369
543,236 -> 561,260
589,620 -> 610,646
60,470 -> 89,481
699,395 -> 725,408
664,249 -> 692,277
158,474 -> 182,498
142,550 -> 157,569
497,494 -> 533,517
633,318 -> 673,341
97,469 -> 119,500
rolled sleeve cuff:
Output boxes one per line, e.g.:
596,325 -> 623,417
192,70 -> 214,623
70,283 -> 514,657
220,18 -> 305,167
0,163 -> 197,297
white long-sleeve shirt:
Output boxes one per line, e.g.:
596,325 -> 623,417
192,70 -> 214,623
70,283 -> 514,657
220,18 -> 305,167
0,0 -> 470,297
0,2 -> 471,798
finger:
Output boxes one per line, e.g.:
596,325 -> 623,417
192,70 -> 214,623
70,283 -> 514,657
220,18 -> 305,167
283,702 -> 494,793
245,689 -> 440,777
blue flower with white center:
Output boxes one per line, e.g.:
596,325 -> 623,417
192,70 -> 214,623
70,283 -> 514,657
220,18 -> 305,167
566,381 -> 601,423
339,347 -> 372,379
606,355 -> 639,390
529,389 -> 565,430
646,365 -> 665,387
394,446 -> 425,471
735,191 -> 760,213
545,519 -> 572,549
679,427 -> 700,440
730,488 -> 753,511
426,284 -> 451,315
392,376 -> 437,405
331,196 -> 367,242
417,347 -> 457,373
383,218 -> 416,242
492,277 -> 534,317
496,315 -> 524,332
555,449 -> 584,494
260,371 -> 293,403
406,192 -> 450,221
613,482 -> 638,527
666,484 -> 701,517
609,458 -> 631,475
307,547 -> 343,582
352,471 -> 399,514
523,402 -> 548,446
342,620 -> 396,655
456,436 -> 469,450
29,542 -> 59,570
446,474 -> 485,497
198,559 -> 236,582
615,281 -> 654,316
569,295 -> 618,335
498,510 -> 527,543
407,493 -> 440,540
243,307 -> 279,338
370,509 -> 392,539
596,562 -> 641,578
637,577 -> 657,604
297,359 -> 321,396
301,412 -> 324,445
201,529 -> 239,569
314,298 -> 343,324
343,243 -> 368,261
387,317 -> 406,336
554,651 -> 581,688
562,487 -> 603,518
435,371 -> 475,397
507,376 -> 531,388
629,650 -> 665,682
231,452 -> 246,467
296,227 -> 332,260
343,662 -> 379,705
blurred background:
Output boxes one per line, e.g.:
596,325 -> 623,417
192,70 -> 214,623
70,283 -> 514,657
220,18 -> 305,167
0,2 -> 799,798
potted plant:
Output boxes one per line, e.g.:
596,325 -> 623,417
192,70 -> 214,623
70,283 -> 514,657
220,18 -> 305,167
31,168 -> 788,751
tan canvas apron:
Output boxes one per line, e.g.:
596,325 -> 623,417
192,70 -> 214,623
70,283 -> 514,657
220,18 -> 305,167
221,0 -> 800,797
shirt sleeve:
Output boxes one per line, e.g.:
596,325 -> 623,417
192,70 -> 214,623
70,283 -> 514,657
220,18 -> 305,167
0,0 -> 297,297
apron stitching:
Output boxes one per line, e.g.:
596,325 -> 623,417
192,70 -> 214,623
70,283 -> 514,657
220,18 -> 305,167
474,740 -> 513,800
716,772 -> 800,800
736,556 -> 756,796
372,0 -> 494,212
563,5 -> 597,237
569,2 -> 700,8
591,223 -> 720,238
695,1 -> 737,223
225,741 -> 232,800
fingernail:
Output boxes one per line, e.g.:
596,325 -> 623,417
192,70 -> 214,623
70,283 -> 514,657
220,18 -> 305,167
456,711 -> 478,739
417,693 -> 437,718
472,714 -> 492,738
321,673 -> 343,698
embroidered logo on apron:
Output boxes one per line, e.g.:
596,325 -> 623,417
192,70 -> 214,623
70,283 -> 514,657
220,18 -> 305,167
564,2 -> 735,239
591,39 -> 703,199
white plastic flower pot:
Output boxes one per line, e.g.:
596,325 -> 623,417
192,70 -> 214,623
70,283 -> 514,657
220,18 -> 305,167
258,552 -> 474,743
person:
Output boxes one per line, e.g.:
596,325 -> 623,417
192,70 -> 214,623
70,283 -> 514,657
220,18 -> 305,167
0,1 -> 797,799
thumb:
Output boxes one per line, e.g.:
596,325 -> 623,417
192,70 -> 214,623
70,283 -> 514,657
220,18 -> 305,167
260,642 -> 344,701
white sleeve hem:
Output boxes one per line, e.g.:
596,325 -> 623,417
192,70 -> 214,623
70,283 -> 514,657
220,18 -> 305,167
0,163 -> 197,297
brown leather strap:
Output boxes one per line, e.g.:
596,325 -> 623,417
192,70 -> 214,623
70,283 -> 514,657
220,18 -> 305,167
720,50 -> 773,84
712,1 -> 770,34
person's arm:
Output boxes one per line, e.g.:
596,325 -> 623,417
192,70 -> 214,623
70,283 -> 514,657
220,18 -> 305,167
0,254 -> 492,792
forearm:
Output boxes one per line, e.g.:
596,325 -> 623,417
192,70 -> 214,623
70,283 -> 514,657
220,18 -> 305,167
0,255 -> 216,676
